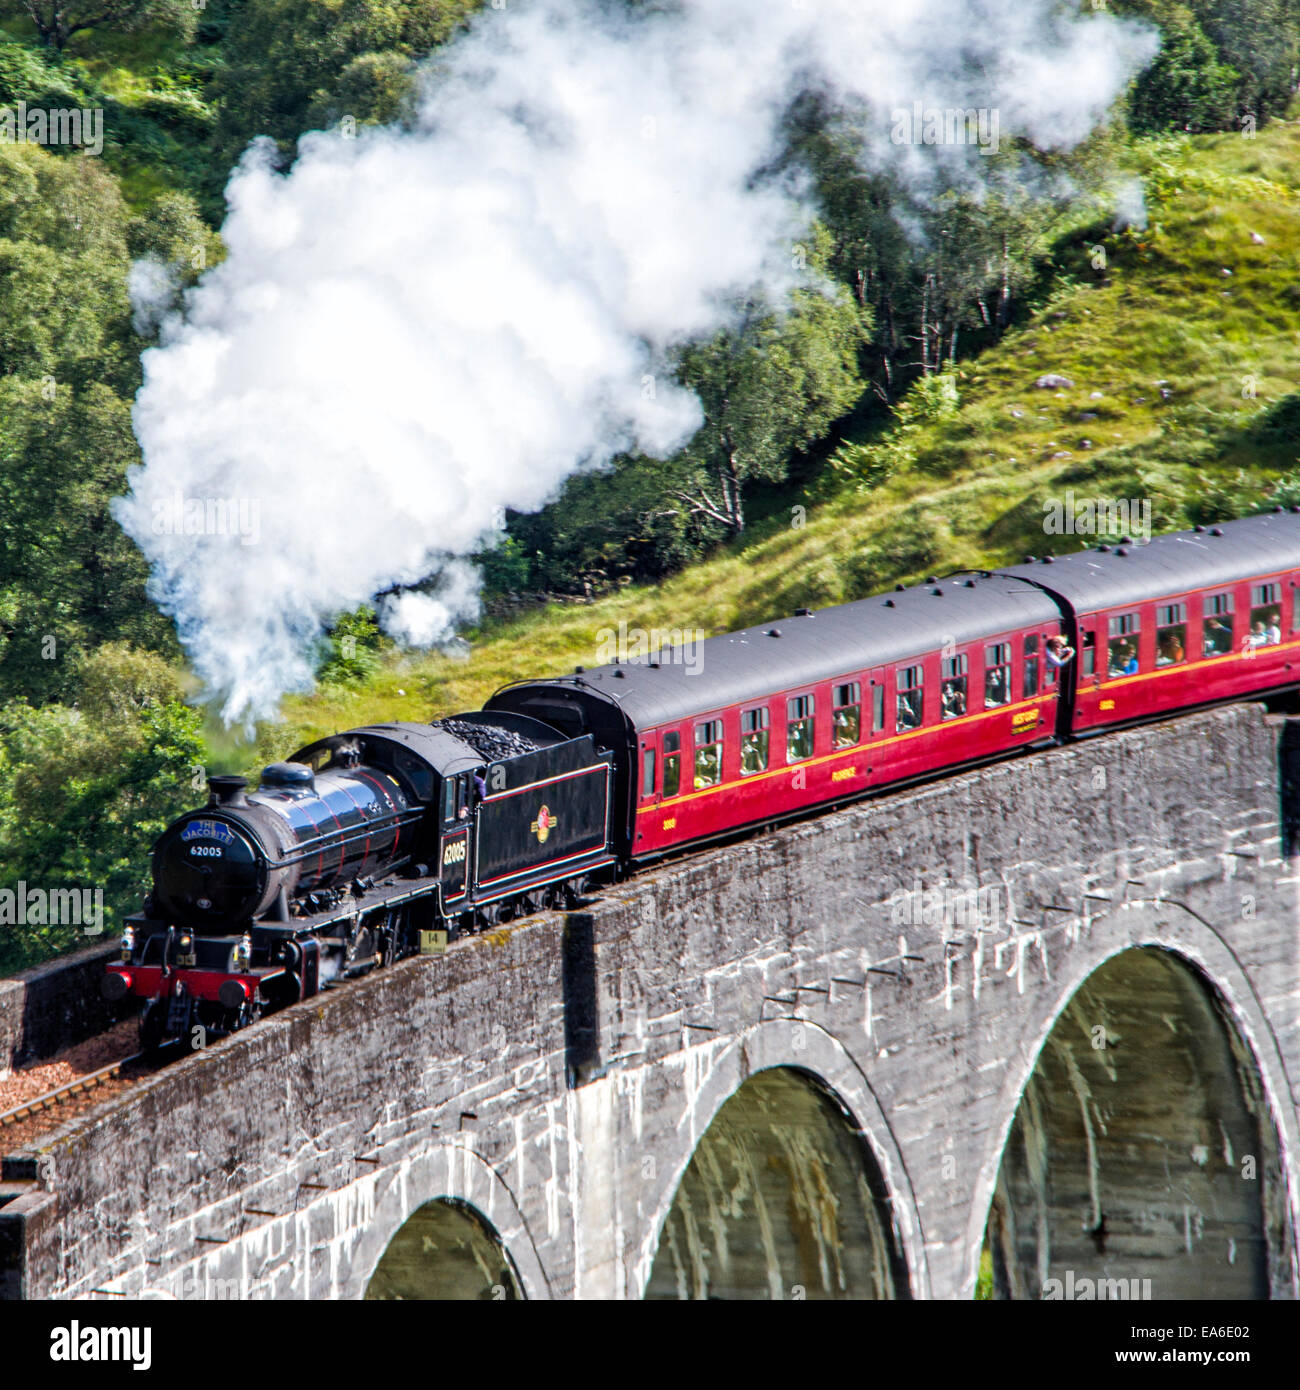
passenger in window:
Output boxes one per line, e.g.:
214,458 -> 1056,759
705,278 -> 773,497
1108,642 -> 1138,676
1157,633 -> 1184,665
694,745 -> 720,789
941,683 -> 966,719
787,720 -> 814,761
1248,620 -> 1268,648
1045,636 -> 1074,669
984,667 -> 1008,706
832,706 -> 860,749
1203,618 -> 1232,656
740,733 -> 767,775
1265,611 -> 1282,645
896,690 -> 922,732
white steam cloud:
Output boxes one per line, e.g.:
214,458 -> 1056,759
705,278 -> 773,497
114,0 -> 1156,727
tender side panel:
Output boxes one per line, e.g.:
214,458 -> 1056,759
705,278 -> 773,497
474,764 -> 612,894
485,685 -> 638,855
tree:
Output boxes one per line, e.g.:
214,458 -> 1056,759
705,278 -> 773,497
210,0 -> 481,175
0,645 -> 206,971
0,144 -> 170,704
0,142 -> 137,392
21,0 -> 197,50
909,182 -> 1067,372
1113,0 -> 1297,128
0,34 -> 87,104
670,274 -> 871,538
1127,6 -> 1239,134
0,382 -> 176,702
1186,0 -> 1296,123
504,454 -> 719,601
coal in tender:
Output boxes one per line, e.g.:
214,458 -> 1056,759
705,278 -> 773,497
433,719 -> 540,762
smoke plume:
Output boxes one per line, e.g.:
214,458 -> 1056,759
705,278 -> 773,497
114,0 -> 1156,727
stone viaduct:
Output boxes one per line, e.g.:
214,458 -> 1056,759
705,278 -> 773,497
2,702 -> 1298,1300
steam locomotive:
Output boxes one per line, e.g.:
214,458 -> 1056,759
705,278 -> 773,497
105,510 -> 1300,1052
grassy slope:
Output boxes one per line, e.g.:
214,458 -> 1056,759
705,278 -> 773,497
227,120 -> 1299,763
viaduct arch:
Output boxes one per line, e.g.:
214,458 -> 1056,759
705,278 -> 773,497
1,703 -> 1297,1300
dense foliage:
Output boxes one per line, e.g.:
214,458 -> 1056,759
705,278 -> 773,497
0,646 -> 205,970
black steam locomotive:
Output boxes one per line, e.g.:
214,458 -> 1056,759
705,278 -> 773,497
105,710 -> 617,1052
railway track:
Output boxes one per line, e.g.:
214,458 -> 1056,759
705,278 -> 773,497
0,1051 -> 145,1132
0,1018 -> 160,1156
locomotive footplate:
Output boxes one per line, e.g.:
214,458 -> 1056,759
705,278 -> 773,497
277,871 -> 442,934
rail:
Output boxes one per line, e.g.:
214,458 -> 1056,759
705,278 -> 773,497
0,1052 -> 144,1130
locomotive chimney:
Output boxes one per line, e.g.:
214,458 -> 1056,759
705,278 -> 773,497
207,774 -> 249,808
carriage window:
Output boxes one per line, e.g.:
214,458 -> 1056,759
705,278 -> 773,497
1293,580 -> 1300,633
663,731 -> 681,799
896,666 -> 923,731
1156,603 -> 1187,666
832,682 -> 861,749
1018,634 -> 1037,698
872,683 -> 884,733
641,748 -> 656,797
787,696 -> 814,762
1203,592 -> 1234,657
694,720 -> 723,789
1106,612 -> 1140,678
1082,630 -> 1096,678
941,655 -> 968,720
1249,582 -> 1281,647
740,707 -> 769,775
984,643 -> 1011,708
